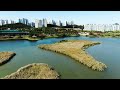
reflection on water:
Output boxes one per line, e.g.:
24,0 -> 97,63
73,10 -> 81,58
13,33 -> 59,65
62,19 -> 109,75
0,37 -> 120,79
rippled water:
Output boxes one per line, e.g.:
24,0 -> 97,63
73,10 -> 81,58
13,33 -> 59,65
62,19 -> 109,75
0,37 -> 120,79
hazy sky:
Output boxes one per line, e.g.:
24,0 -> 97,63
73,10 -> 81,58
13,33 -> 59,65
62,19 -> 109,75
0,11 -> 120,25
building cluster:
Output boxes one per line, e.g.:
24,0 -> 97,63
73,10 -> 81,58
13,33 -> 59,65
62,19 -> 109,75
66,21 -> 74,26
1,18 -> 120,31
35,18 -> 47,28
0,20 -> 15,25
0,18 -> 35,27
84,24 -> 120,32
0,18 -> 74,28
18,18 -> 35,27
35,19 -> 74,28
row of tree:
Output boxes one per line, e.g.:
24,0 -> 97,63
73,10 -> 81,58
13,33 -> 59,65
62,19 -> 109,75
0,23 -> 84,38
28,27 -> 80,37
0,23 -> 84,31
0,23 -> 32,30
47,24 -> 84,30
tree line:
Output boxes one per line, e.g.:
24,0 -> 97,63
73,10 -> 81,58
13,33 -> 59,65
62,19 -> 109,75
0,23 -> 32,30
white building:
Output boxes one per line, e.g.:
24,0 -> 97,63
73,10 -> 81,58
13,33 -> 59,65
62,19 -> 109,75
78,32 -> 89,36
52,20 -> 56,25
10,20 -> 15,24
43,18 -> 47,27
0,20 -> 10,25
59,20 -> 62,26
0,20 -> 2,26
35,19 -> 43,28
39,20 -> 43,27
0,20 -> 5,25
71,21 -> 74,25
5,20 -> 8,24
56,20 -> 62,26
84,24 -> 120,32
35,19 -> 40,28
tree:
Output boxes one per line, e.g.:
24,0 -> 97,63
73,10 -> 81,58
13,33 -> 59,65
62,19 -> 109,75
79,25 -> 84,32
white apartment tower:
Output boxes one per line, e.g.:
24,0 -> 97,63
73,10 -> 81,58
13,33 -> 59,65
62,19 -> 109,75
35,19 -> 40,28
35,19 -> 43,28
43,18 -> 47,27
71,21 -> 74,25
39,20 -> 43,27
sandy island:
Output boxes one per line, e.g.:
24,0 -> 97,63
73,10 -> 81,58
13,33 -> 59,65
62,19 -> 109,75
39,40 -> 107,71
0,52 -> 16,65
2,63 -> 60,79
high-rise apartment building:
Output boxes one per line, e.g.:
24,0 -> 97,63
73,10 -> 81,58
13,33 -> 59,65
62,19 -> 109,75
71,21 -> 74,25
22,18 -> 25,24
52,20 -> 56,25
35,19 -> 40,28
19,18 -> 29,25
35,19 -> 43,28
31,22 -> 35,27
66,21 -> 68,26
0,20 -> 2,25
39,20 -> 43,27
56,21 -> 59,26
59,20 -> 62,26
25,19 -> 29,25
84,24 -> 120,31
5,20 -> 8,24
10,20 -> 15,24
1,20 -> 5,25
18,19 -> 22,23
43,18 -> 47,27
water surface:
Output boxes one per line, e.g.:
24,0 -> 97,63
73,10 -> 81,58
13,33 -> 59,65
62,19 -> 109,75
0,37 -> 120,79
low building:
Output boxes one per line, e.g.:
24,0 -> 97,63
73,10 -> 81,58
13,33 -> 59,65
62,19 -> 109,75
78,32 -> 89,36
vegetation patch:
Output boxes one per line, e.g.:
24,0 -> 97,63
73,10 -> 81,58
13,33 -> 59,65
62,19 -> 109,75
2,63 -> 60,79
39,40 -> 107,71
0,52 -> 16,65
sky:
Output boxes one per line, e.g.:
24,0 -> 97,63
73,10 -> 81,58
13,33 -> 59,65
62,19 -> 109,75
0,11 -> 120,25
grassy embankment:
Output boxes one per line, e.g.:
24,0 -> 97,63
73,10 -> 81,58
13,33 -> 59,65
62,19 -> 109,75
100,31 -> 120,38
0,52 -> 16,65
0,35 -> 40,41
82,30 -> 120,38
2,63 -> 60,79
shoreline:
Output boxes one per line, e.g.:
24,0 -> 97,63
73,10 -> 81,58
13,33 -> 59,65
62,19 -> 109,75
87,35 -> 120,38
0,38 -> 40,41
0,52 -> 16,66
39,40 -> 107,71
0,34 -> 80,41
2,63 -> 60,79
1,34 -> 120,41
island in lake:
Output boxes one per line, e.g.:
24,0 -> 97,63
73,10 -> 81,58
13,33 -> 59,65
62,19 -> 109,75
39,40 -> 107,71
2,63 -> 60,79
0,52 -> 16,65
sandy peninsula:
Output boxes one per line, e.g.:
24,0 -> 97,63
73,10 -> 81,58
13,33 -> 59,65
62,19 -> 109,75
0,52 -> 16,65
2,63 -> 60,79
39,40 -> 107,71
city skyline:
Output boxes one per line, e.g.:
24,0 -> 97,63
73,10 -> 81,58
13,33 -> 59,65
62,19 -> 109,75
0,17 -> 74,27
0,11 -> 120,24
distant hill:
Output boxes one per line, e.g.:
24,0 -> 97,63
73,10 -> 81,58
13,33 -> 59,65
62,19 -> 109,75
0,23 -> 32,30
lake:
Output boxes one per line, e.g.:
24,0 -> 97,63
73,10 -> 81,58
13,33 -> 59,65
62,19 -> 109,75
0,36 -> 120,79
